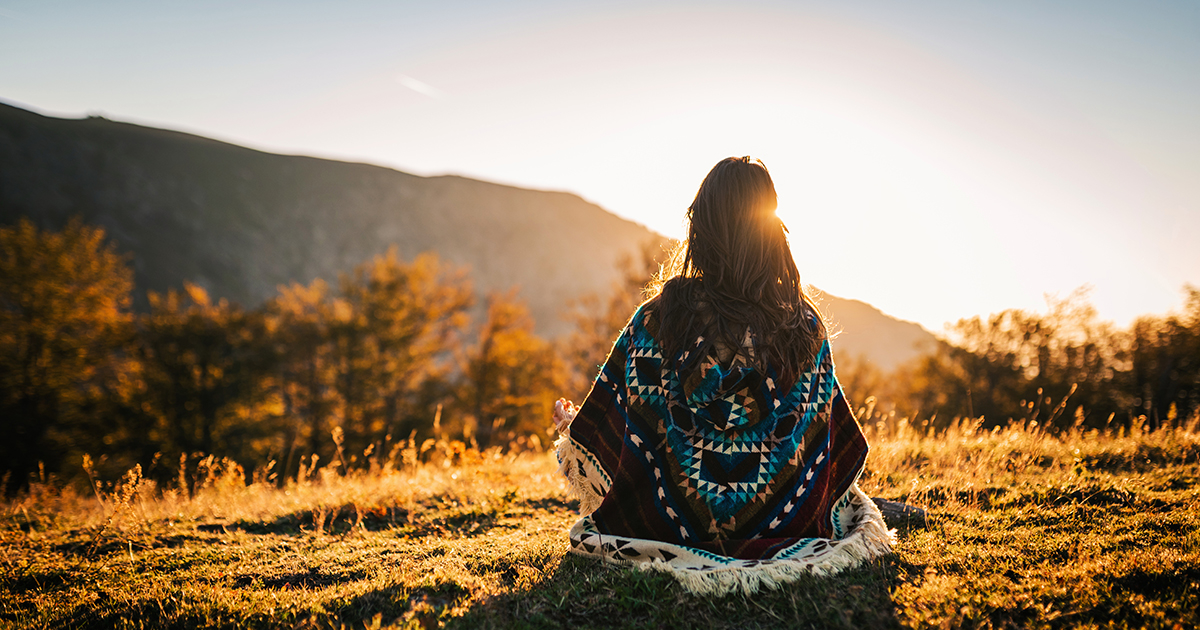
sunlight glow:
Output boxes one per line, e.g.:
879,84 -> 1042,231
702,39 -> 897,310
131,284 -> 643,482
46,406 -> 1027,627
4,1 -> 1194,332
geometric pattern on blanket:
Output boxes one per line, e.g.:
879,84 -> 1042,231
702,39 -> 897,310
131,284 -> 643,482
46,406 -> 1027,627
556,300 -> 892,595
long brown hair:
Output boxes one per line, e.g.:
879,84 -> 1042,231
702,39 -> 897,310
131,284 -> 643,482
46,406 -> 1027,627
649,156 -> 825,386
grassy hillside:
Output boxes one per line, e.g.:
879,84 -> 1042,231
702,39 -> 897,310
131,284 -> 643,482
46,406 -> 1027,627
4,416 -> 1197,629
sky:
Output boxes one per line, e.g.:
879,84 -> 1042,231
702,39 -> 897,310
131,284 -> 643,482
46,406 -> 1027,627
2,0 -> 1197,333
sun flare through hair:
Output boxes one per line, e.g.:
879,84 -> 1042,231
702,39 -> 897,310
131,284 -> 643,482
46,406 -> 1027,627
648,156 -> 825,387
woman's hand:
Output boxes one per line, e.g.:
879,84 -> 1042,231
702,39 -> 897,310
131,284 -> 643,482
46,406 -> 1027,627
553,398 -> 578,434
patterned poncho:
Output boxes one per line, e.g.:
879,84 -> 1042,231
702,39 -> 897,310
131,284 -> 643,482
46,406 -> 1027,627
556,301 -> 892,595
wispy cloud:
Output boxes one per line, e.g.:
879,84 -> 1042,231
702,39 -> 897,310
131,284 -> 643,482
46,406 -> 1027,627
397,74 -> 445,99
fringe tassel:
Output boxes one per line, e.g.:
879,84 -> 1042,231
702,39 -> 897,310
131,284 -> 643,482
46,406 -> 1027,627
588,485 -> 895,597
554,433 -> 605,515
650,513 -> 893,596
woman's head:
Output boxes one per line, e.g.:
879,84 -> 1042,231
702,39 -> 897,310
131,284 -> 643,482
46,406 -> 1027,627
681,157 -> 790,301
651,156 -> 824,383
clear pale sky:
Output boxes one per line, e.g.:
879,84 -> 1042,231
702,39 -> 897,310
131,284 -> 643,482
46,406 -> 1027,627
2,0 -> 1197,333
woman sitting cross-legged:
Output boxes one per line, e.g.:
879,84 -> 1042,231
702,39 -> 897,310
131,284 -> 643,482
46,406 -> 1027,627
552,156 -> 893,596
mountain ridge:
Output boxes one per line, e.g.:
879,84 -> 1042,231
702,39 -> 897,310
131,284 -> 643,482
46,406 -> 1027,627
0,101 -> 934,369
0,102 -> 659,338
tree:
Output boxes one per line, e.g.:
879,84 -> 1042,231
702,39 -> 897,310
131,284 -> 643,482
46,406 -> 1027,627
267,280 -> 337,477
265,250 -> 473,470
892,290 -> 1134,430
565,241 -> 665,399
1123,285 -> 1200,427
327,250 -> 472,458
135,283 -> 277,469
0,218 -> 134,493
456,292 -> 566,448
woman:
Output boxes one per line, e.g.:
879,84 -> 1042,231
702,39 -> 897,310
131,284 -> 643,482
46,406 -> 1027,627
552,157 -> 891,595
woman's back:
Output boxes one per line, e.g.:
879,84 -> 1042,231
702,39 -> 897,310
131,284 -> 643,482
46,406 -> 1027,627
553,157 -> 891,595
568,296 -> 866,533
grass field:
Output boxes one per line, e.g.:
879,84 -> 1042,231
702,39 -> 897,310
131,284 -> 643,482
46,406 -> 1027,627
3,416 -> 1199,629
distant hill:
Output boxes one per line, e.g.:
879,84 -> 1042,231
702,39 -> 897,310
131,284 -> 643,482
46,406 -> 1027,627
0,102 -> 935,367
820,295 -> 936,372
0,102 -> 662,338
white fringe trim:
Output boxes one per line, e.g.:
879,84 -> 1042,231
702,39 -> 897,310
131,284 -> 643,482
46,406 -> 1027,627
651,497 -> 893,596
554,431 -> 606,515
571,484 -> 895,597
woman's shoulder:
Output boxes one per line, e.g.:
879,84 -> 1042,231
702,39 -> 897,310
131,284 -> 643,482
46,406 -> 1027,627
635,294 -> 661,318
625,297 -> 661,337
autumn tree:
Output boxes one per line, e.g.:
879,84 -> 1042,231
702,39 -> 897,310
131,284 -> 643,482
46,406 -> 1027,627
325,250 -> 472,458
266,280 -> 337,476
456,292 -> 566,448
0,218 -> 134,493
884,289 -> 1200,431
565,241 -> 665,399
1122,285 -> 1200,427
134,284 -> 277,469
893,292 -> 1120,429
830,351 -> 892,415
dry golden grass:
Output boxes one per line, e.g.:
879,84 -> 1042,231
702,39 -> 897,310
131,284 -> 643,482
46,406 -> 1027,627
3,418 -> 1199,629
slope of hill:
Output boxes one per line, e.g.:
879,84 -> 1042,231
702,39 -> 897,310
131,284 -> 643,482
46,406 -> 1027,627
0,101 -> 936,364
822,295 -> 937,372
0,102 -> 660,337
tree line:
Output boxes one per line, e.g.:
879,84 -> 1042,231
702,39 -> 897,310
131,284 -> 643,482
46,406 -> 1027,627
0,219 -> 570,494
836,287 -> 1200,433
572,245 -> 1200,435
2,219 -> 1198,493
